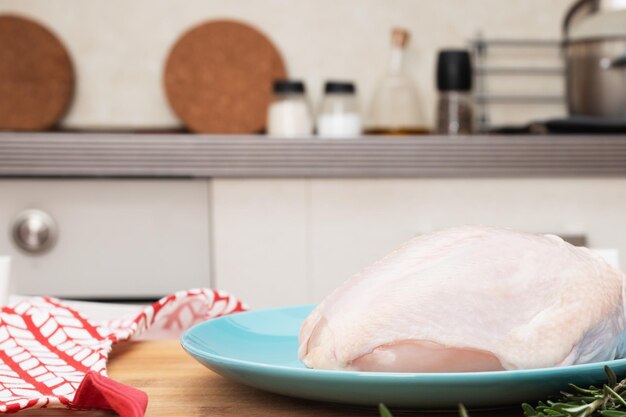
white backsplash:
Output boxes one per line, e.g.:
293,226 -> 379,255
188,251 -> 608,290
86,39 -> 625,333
0,0 -> 572,130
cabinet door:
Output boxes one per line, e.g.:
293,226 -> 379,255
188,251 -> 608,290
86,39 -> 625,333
309,178 -> 626,302
0,179 -> 210,298
212,179 -> 308,308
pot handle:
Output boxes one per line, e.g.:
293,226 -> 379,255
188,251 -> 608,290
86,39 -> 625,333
601,55 -> 626,70
563,0 -> 598,38
610,55 -> 626,68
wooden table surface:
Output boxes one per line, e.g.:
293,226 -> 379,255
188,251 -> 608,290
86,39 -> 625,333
21,341 -> 525,417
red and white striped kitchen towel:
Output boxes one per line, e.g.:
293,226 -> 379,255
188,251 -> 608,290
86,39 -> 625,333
0,289 -> 247,415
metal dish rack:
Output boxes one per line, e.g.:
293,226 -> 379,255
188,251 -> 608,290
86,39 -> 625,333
469,34 -> 565,132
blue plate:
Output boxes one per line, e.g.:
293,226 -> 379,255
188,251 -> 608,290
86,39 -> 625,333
181,305 -> 626,408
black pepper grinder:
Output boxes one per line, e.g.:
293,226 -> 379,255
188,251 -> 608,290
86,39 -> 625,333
436,50 -> 473,135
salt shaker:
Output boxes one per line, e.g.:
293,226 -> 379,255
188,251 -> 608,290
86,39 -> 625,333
317,81 -> 362,138
267,80 -> 313,137
436,50 -> 473,135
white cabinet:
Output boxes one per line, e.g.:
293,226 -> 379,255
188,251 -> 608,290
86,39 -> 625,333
3,177 -> 624,307
211,179 -> 308,309
0,180 -> 210,298
212,178 -> 626,308
309,178 -> 626,302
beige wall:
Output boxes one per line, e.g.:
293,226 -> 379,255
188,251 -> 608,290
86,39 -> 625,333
0,0 -> 572,130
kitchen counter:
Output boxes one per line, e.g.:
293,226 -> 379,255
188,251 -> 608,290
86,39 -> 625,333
19,340 -> 523,417
1,133 -> 626,178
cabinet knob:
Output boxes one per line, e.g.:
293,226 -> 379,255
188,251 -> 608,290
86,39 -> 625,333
12,209 -> 58,254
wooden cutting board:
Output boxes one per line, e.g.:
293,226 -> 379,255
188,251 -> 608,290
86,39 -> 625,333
20,341 -> 523,417
0,14 -> 74,131
164,20 -> 286,134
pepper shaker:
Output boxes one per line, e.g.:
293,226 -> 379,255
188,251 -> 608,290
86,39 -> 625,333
436,50 -> 473,135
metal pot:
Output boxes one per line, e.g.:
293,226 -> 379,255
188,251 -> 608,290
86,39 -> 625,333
564,0 -> 626,119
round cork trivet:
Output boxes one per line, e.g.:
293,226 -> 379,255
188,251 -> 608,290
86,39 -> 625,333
164,20 -> 286,134
0,15 -> 75,131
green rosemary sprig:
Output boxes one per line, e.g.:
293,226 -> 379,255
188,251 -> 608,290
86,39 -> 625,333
378,402 -> 470,417
378,403 -> 393,417
522,366 -> 626,417
378,366 -> 626,417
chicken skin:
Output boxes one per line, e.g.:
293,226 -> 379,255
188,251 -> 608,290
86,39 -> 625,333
299,226 -> 626,372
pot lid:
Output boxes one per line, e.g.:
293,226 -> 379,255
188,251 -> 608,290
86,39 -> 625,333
569,9 -> 626,41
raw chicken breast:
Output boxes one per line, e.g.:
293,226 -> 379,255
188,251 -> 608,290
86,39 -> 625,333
299,226 -> 626,372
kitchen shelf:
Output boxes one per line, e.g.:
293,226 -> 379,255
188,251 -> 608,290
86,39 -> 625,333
1,132 -> 626,178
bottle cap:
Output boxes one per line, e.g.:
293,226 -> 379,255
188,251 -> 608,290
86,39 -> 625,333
436,50 -> 472,92
391,28 -> 410,48
324,81 -> 356,94
273,80 -> 306,94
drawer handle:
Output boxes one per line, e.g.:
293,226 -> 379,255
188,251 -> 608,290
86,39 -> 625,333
12,209 -> 58,254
